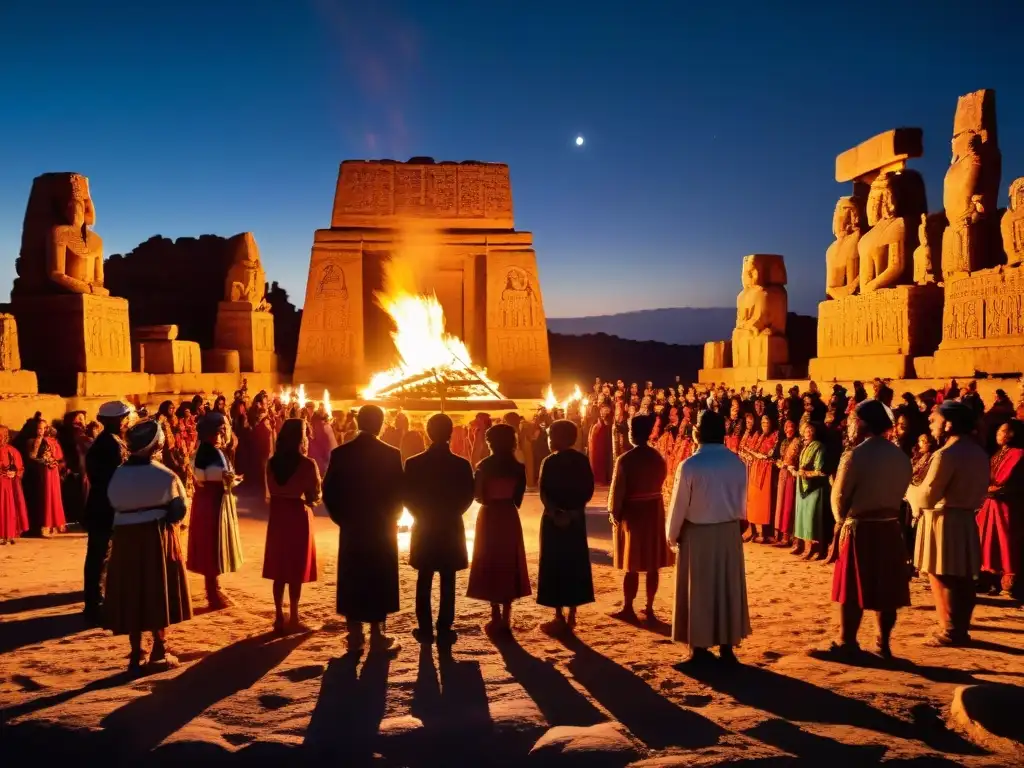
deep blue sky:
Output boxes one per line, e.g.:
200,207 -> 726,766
2,1 -> 1023,317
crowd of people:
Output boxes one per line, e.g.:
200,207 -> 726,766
0,373 -> 1021,670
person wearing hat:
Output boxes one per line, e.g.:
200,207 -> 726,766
81,401 -> 131,623
104,419 -> 192,669
187,412 -> 245,609
907,400 -> 989,646
825,399 -> 913,659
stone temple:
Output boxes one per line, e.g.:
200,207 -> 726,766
293,158 -> 552,399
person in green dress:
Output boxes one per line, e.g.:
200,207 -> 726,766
792,421 -> 829,561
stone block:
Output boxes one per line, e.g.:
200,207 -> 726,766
933,266 -> 1024,376
698,365 -> 791,387
703,340 -> 732,370
203,349 -> 240,374
74,371 -> 153,397
137,340 -> 201,374
731,332 -> 789,370
11,293 -> 132,395
213,302 -> 276,373
135,324 -> 178,341
485,249 -> 552,397
331,160 -> 514,229
835,128 -> 924,183
809,284 -> 943,380
294,247 -> 364,388
0,370 -> 38,394
0,313 -> 23,371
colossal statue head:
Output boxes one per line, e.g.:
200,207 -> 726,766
227,231 -> 261,266
741,254 -> 787,289
832,196 -> 864,238
1009,178 -> 1024,212
866,174 -> 898,227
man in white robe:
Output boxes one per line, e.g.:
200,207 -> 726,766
667,409 -> 751,665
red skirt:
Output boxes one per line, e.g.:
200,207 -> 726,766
613,497 -> 673,572
0,477 -> 28,538
774,471 -> 796,536
38,466 -> 66,530
977,497 -> 1023,576
467,501 -> 531,603
262,496 -> 318,583
831,517 -> 910,611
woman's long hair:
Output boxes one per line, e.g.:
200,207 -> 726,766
269,418 -> 307,486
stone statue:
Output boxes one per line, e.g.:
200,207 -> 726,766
858,173 -> 909,293
1001,177 -> 1024,268
825,196 -> 864,299
913,213 -> 937,285
223,232 -> 269,310
14,173 -> 108,296
942,89 -> 1000,280
732,254 -> 787,368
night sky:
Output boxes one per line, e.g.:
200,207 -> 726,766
2,1 -> 1023,318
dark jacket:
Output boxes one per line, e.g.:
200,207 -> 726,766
84,431 -> 126,532
323,432 -> 404,621
404,443 -> 474,572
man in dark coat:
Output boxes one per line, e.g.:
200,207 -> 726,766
82,401 -> 130,624
323,405 -> 404,653
403,414 -> 474,646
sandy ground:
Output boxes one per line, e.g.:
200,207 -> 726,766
2,491 -> 1023,766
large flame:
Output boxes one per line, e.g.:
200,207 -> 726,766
360,230 -> 503,401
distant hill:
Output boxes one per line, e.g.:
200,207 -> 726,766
548,332 -> 703,387
547,307 -> 736,346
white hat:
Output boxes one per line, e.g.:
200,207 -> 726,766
97,401 -> 131,419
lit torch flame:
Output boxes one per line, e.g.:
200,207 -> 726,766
322,389 -> 332,419
280,386 -> 292,406
544,385 -> 558,410
296,384 -> 307,410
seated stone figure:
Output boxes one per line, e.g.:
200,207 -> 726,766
859,173 -> 910,293
731,254 -> 787,368
825,196 -> 864,299
223,232 -> 269,310
15,173 -> 109,297
1001,177 -> 1024,269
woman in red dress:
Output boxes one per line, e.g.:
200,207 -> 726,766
746,414 -> 779,543
248,392 -> 277,500
0,425 -> 28,543
187,413 -> 244,608
588,403 -> 613,485
977,419 -> 1024,597
15,414 -> 66,535
263,418 -> 321,634
467,424 -> 530,633
773,418 -> 801,548
725,400 -> 744,453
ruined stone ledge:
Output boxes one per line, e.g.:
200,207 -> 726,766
313,229 -> 534,246
835,128 -> 923,183
0,370 -> 38,395
698,365 -> 792,386
932,345 -> 1024,378
73,371 -> 154,398
809,353 -> 919,381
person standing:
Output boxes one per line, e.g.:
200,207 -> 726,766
263,418 -> 322,635
792,421 -> 829,560
466,424 -> 530,633
537,419 -> 596,635
0,425 -> 28,544
323,405 -> 404,653
828,400 -> 913,659
666,409 -> 751,664
404,414 -> 475,646
608,414 -> 673,624
187,413 -> 245,609
104,420 -> 192,670
82,402 -> 130,623
976,420 -> 1024,596
588,403 -> 613,485
908,400 -> 990,646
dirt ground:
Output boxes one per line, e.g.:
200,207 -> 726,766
2,490 -> 1023,766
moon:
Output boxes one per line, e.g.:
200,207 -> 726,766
575,135 -> 585,147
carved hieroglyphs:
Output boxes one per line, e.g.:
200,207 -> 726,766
295,159 -> 550,397
699,254 -> 791,384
